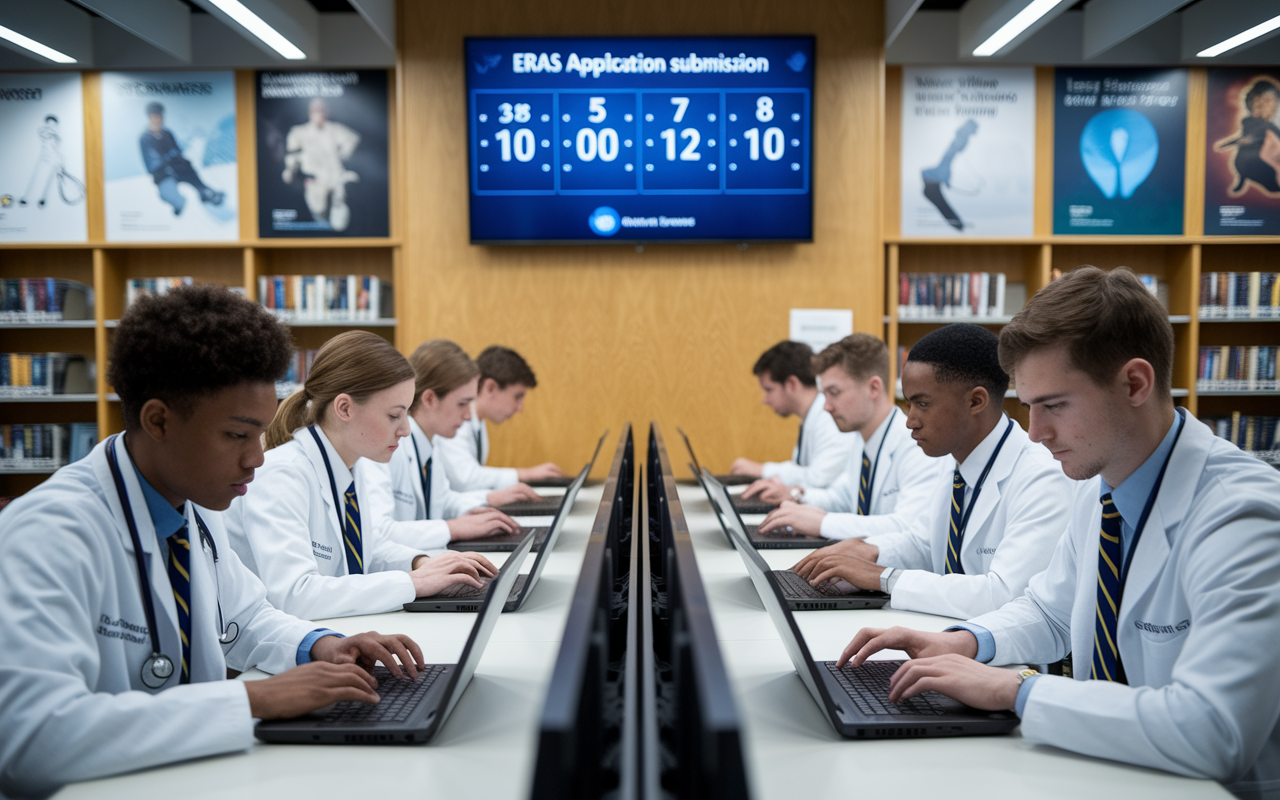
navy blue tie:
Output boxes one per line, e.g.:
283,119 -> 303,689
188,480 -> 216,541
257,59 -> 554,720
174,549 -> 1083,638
945,468 -> 966,575
1092,494 -> 1126,683
165,528 -> 192,684
856,453 -> 872,515
343,480 -> 363,575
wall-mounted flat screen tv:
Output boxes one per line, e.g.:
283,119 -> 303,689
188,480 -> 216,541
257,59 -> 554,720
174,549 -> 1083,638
465,36 -> 815,243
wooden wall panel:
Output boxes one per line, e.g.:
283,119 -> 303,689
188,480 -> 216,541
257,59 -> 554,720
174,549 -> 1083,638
397,0 -> 885,475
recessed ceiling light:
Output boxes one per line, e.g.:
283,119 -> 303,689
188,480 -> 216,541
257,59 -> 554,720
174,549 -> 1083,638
207,0 -> 306,60
1197,13 -> 1280,58
0,23 -> 76,64
973,0 -> 1072,57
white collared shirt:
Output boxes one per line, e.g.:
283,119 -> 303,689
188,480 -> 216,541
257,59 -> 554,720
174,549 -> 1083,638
760,392 -> 857,487
436,405 -> 520,491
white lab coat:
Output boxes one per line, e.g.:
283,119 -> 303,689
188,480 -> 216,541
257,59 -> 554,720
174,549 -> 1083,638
803,408 -> 950,540
867,416 -> 1073,619
437,405 -> 519,491
760,393 -> 857,487
224,426 -> 424,620
0,435 -> 317,796
968,413 -> 1280,798
369,417 -> 489,551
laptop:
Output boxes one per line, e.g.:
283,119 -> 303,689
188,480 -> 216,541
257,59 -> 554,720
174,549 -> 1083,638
494,431 -> 608,517
703,472 -> 885,610
721,517 -> 1019,738
678,428 -> 777,513
407,510 -> 564,613
699,469 -> 834,551
254,533 -> 536,745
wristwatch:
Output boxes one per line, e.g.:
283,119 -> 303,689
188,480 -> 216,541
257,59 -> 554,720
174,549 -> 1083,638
789,486 -> 804,502
879,567 -> 897,594
1015,668 -> 1039,686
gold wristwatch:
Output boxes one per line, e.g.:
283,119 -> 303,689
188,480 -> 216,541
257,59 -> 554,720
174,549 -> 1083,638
1015,668 -> 1039,686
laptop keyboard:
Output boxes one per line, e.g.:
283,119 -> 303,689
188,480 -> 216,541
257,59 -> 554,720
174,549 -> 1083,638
775,570 -> 846,597
824,660 -> 955,716
320,665 -> 446,724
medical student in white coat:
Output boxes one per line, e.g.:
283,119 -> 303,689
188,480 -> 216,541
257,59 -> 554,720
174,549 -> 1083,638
360,339 -> 541,551
795,324 -> 1072,619
0,286 -> 426,797
730,340 -> 856,487
437,345 -> 566,491
842,268 -> 1280,799
224,331 -> 497,620
744,333 -> 946,540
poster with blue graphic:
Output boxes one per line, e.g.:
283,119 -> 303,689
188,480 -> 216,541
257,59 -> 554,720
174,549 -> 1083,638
101,71 -> 238,241
1204,69 -> 1280,235
1053,68 -> 1186,235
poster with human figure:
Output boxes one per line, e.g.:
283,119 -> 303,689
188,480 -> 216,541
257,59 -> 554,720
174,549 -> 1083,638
101,71 -> 238,241
1205,69 -> 1280,235
256,70 -> 389,238
900,67 -> 1035,237
0,73 -> 87,242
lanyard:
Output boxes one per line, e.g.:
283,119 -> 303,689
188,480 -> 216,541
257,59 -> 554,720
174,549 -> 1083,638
861,408 -> 898,511
474,422 -> 484,463
1117,411 -> 1187,600
955,417 -> 1015,543
307,425 -> 346,537
411,432 -> 432,517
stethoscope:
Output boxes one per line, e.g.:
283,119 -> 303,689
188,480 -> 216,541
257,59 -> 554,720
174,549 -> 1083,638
105,434 -> 238,690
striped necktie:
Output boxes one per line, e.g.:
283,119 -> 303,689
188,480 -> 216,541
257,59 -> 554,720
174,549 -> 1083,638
165,528 -> 192,684
343,480 -> 364,575
794,422 -> 806,466
1092,493 -> 1127,683
475,425 -> 484,463
944,468 -> 966,574
856,453 -> 872,515
422,456 -> 434,519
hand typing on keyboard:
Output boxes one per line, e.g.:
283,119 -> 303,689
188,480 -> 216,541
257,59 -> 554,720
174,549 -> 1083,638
758,501 -> 827,537
790,548 -> 885,592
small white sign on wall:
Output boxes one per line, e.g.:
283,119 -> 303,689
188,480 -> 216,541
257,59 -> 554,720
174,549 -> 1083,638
789,308 -> 853,353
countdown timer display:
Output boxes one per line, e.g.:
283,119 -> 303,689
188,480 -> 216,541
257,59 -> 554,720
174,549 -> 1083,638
465,36 -> 814,243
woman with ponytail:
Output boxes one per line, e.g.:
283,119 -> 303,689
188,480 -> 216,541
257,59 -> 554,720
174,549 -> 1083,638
224,330 -> 496,619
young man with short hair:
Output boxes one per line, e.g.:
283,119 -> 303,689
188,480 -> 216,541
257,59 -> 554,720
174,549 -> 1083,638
730,340 -> 856,488
794,323 -> 1071,619
0,286 -> 423,796
840,268 -> 1280,798
437,345 -> 566,490
746,334 -> 945,541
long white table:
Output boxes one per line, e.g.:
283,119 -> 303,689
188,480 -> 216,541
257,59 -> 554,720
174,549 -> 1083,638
54,484 -> 605,800
676,481 -> 1231,800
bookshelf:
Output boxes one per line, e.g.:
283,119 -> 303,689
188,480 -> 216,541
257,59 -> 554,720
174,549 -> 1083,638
0,69 -> 400,499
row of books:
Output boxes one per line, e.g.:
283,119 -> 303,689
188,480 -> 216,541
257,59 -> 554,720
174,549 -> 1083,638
0,423 -> 97,470
275,348 -> 320,398
1205,414 -> 1279,466
1197,346 -> 1278,392
124,276 -> 194,309
1200,272 -> 1279,319
0,353 -> 93,398
898,272 -> 1010,319
257,275 -> 393,321
0,279 -> 94,323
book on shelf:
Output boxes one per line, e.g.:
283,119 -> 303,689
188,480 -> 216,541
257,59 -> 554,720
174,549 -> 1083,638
1200,272 -> 1279,319
125,277 -> 194,309
1197,346 -> 1278,391
898,272 -> 1009,320
275,348 -> 319,398
1203,413 -> 1280,466
0,279 -> 93,323
0,353 -> 93,398
258,275 -> 394,322
0,423 -> 81,471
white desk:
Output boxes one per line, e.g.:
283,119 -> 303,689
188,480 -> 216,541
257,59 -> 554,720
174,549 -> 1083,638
54,484 -> 606,800
676,482 -> 1231,800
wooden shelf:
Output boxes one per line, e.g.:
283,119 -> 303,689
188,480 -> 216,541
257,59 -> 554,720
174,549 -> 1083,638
889,236 -> 1280,246
0,394 -> 98,403
282,318 -> 398,328
0,467 -> 60,475
1198,390 -> 1280,397
0,239 -> 400,250
0,321 -> 96,329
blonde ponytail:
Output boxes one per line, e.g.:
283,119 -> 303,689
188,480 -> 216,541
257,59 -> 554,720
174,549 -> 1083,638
265,330 -> 414,450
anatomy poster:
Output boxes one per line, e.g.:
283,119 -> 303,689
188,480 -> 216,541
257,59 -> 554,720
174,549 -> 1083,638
1053,68 -> 1186,235
0,73 -> 87,242
256,70 -> 389,237
101,71 -> 238,241
900,67 -> 1034,237
1205,69 -> 1280,235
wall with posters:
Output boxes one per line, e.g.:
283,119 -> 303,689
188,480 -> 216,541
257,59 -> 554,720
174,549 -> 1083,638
255,70 -> 389,238
0,73 -> 87,243
900,67 -> 1035,238
100,71 -> 238,241
1053,68 -> 1187,235
1205,69 -> 1280,236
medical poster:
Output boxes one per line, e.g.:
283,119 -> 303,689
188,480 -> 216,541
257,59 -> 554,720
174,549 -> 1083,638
1053,68 -> 1186,235
900,67 -> 1035,237
101,71 -> 238,241
256,70 -> 389,238
1205,69 -> 1280,235
0,73 -> 87,242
